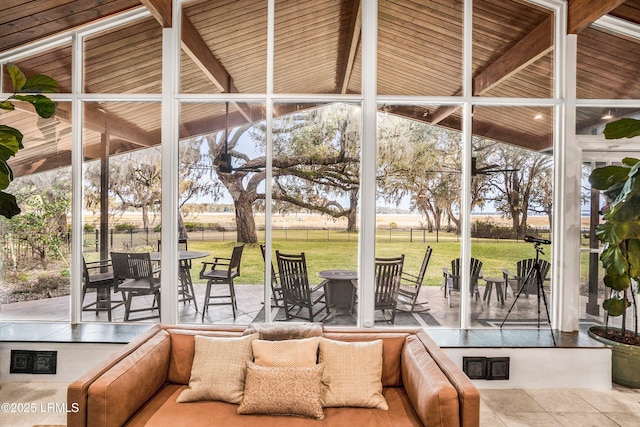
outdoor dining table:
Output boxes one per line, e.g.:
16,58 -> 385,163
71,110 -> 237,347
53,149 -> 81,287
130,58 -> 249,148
318,269 -> 358,318
150,250 -> 209,311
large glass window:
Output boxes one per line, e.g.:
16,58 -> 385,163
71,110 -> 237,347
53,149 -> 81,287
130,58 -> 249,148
375,103 -> 462,327
0,102 -> 72,321
267,102 -> 361,324
82,102 -> 162,323
181,0 -> 267,94
378,0 -> 463,96
178,101 -> 267,324
470,106 -> 554,328
84,17 -> 162,94
275,1 -> 360,94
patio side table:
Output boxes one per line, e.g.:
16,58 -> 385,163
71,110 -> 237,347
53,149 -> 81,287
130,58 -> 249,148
483,277 -> 505,306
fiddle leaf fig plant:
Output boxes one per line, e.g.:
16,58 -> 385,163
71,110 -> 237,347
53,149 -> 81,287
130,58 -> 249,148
0,63 -> 58,219
588,117 -> 640,344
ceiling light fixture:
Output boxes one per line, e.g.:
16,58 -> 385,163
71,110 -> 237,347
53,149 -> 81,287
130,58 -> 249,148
602,110 -> 613,120
534,113 -> 543,120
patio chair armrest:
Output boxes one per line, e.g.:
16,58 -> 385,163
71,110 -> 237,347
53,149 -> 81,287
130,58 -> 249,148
311,282 -> 326,293
502,269 -> 513,279
442,267 -> 450,277
403,271 -> 419,281
199,261 -> 230,276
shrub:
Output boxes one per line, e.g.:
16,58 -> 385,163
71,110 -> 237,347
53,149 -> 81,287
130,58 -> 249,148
114,223 -> 136,233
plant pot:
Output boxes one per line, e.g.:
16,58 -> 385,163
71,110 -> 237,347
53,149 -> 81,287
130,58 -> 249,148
588,326 -> 640,388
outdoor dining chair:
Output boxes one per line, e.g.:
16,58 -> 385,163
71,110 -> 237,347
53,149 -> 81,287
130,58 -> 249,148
111,252 -> 161,321
276,250 -> 329,322
442,257 -> 483,307
200,244 -> 244,320
82,256 -> 124,322
374,255 -> 405,324
398,246 -> 432,312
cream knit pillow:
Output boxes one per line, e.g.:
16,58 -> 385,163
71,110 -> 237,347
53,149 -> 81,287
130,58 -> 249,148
252,336 -> 319,367
318,337 -> 388,410
177,333 -> 258,404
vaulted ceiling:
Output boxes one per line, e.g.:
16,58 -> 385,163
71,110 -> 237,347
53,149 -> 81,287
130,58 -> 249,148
1,0 -> 640,177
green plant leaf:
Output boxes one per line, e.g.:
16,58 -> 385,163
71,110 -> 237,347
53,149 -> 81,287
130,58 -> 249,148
601,244 -> 628,275
603,273 -> 631,291
0,158 -> 13,189
0,125 -> 24,154
589,165 -> 629,191
0,100 -> 15,111
7,63 -> 26,92
603,297 -> 628,316
22,74 -> 59,93
611,195 -> 640,223
0,190 -> 20,219
596,222 -> 625,245
622,157 -> 640,167
12,94 -> 56,118
628,239 -> 640,278
604,118 -> 640,139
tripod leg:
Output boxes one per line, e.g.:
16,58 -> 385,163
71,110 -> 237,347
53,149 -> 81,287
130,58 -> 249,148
536,268 -> 556,346
500,265 -> 537,328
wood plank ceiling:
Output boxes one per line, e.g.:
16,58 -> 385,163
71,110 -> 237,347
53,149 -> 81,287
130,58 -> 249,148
1,0 -> 640,177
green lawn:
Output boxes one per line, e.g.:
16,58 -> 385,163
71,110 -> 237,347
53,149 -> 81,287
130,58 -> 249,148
187,234 -> 552,287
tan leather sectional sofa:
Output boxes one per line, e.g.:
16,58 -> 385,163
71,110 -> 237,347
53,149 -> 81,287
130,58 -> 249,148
68,323 -> 479,427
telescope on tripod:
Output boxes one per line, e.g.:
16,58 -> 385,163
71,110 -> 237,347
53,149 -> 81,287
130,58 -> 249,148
500,235 -> 556,346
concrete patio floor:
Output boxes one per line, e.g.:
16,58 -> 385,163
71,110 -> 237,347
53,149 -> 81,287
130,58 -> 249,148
0,282 -> 606,330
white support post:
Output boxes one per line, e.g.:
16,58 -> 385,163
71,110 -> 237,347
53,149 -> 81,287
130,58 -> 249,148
359,0 -> 377,328
70,33 -> 84,324
263,0 -> 275,321
159,0 -> 181,324
552,33 -> 581,332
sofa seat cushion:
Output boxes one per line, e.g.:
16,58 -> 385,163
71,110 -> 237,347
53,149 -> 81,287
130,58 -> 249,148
124,385 -> 423,426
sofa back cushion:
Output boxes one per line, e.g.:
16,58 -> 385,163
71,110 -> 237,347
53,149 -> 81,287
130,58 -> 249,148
167,329 -> 243,384
322,332 -> 408,387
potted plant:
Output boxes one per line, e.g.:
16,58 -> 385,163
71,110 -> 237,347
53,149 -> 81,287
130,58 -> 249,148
0,63 -> 58,219
588,117 -> 640,388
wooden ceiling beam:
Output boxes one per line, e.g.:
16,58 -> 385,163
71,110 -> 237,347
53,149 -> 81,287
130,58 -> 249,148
139,0 -> 172,27
568,0 -> 626,34
474,15 -> 553,96
431,2 -> 624,125
338,0 -> 361,94
180,11 -> 253,122
54,103 -> 157,148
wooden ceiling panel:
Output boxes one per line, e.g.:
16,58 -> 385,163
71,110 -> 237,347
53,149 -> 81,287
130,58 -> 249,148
577,27 -> 640,99
0,0 -> 140,52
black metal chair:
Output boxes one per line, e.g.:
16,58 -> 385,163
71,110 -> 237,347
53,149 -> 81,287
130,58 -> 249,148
200,245 -> 244,320
276,250 -> 329,322
111,252 -> 161,321
503,258 -> 551,298
398,246 -> 432,312
82,257 -> 124,322
442,257 -> 483,307
260,244 -> 284,308
374,255 -> 405,324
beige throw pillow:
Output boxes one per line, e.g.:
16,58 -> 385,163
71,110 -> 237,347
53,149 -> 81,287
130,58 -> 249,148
252,336 -> 319,367
176,333 -> 258,404
318,337 -> 388,410
237,362 -> 325,419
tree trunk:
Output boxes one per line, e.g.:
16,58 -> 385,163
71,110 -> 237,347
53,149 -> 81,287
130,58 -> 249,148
178,214 -> 188,240
234,193 -> 258,243
347,190 -> 358,231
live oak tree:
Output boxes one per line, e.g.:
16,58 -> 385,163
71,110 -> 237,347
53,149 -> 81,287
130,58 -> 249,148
206,103 -> 360,244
